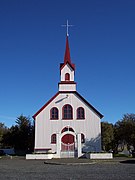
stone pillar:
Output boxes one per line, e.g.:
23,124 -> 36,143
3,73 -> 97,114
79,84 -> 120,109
56,133 -> 61,158
77,133 -> 82,158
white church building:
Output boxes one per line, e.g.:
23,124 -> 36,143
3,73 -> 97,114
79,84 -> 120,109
33,33 -> 103,158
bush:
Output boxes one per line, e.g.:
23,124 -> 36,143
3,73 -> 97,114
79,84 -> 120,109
0,150 -> 5,156
132,150 -> 135,158
113,154 -> 129,157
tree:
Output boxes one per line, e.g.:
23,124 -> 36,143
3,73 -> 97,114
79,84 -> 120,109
2,115 -> 34,153
0,123 -> 9,148
114,113 -> 135,151
101,121 -> 114,151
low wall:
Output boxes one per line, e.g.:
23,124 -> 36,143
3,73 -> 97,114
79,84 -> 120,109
86,153 -> 113,159
26,154 -> 53,160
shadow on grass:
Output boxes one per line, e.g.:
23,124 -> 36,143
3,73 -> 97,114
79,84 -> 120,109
120,160 -> 135,164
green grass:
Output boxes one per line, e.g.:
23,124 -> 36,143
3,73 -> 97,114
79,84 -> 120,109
113,154 -> 130,158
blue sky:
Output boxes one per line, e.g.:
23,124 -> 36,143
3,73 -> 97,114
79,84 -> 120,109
0,0 -> 135,127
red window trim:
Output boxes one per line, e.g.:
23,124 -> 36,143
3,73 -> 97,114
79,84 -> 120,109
62,104 -> 73,120
50,107 -> 59,120
61,127 -> 74,133
77,117 -> 85,119
65,73 -> 70,81
50,118 -> 59,120
51,134 -> 56,144
76,107 -> 85,119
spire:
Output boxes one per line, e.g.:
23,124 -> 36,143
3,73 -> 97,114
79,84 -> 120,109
60,35 -> 75,71
64,36 -> 71,64
60,21 -> 75,71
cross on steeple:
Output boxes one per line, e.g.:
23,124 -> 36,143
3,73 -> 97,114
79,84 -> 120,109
62,20 -> 73,36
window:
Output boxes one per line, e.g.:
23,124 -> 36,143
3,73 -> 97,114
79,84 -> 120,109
65,73 -> 70,81
63,104 -> 73,119
51,134 -> 56,144
61,126 -> 74,133
50,107 -> 58,119
77,107 -> 85,119
81,134 -> 85,143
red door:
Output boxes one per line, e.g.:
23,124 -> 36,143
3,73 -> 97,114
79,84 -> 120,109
61,134 -> 75,151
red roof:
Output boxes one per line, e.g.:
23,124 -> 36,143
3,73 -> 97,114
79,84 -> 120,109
33,92 -> 59,119
60,36 -> 75,71
64,36 -> 71,64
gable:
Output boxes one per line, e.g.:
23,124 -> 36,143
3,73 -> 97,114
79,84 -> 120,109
33,91 -> 103,119
60,62 -> 75,72
33,92 -> 59,119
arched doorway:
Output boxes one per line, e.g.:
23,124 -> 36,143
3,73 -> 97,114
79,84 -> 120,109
61,134 -> 75,151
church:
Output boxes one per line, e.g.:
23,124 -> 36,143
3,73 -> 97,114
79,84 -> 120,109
33,28 -> 103,158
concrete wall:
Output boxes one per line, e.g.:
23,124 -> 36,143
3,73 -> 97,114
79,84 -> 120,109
86,153 -> 113,159
26,154 -> 53,160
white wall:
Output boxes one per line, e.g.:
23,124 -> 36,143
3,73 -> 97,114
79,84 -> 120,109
35,92 -> 101,153
59,84 -> 76,91
61,64 -> 74,81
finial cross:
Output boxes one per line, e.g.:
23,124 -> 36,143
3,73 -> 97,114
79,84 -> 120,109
62,20 -> 73,36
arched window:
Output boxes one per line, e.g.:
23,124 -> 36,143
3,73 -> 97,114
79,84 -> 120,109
50,107 -> 58,119
77,107 -> 85,119
81,134 -> 85,143
51,134 -> 56,144
65,73 -> 70,81
62,104 -> 73,119
61,126 -> 74,133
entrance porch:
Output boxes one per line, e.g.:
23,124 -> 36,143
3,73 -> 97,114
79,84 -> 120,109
56,131 -> 82,158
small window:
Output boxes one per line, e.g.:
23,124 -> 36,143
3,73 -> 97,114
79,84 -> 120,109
77,107 -> 85,119
51,134 -> 56,144
81,134 -> 85,143
50,107 -> 58,119
65,73 -> 70,81
62,104 -> 73,119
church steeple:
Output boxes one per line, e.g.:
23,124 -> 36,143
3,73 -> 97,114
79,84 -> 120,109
64,36 -> 71,64
60,35 -> 75,71
59,34 -> 76,92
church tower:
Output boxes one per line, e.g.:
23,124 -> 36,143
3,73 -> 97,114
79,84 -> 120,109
59,36 -> 76,92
